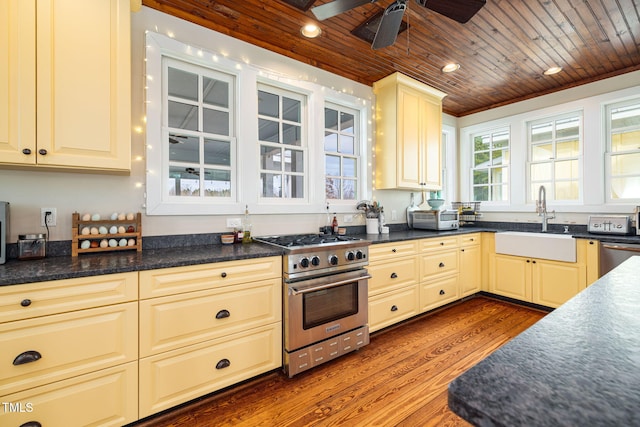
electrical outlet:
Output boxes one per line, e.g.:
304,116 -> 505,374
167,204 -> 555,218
226,218 -> 242,228
41,208 -> 57,227
391,210 -> 398,221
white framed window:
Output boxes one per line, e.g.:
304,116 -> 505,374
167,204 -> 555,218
527,113 -> 582,203
257,84 -> 307,201
324,103 -> 360,201
605,99 -> 640,202
470,128 -> 510,202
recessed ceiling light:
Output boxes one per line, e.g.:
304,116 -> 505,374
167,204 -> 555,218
442,63 -> 460,73
544,66 -> 563,75
301,23 -> 321,38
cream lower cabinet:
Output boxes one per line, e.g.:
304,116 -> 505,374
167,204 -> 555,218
138,257 -> 282,418
459,233 -> 482,297
490,239 -> 590,308
368,241 -> 420,332
419,236 -> 459,312
0,273 -> 139,426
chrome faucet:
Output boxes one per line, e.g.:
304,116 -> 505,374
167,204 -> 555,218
536,185 -> 555,232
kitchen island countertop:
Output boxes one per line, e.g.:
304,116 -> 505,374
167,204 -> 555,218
448,256 -> 640,426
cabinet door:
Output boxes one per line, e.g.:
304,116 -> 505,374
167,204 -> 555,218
396,85 -> 424,189
460,244 -> 482,297
490,254 -> 531,301
0,0 -> 36,164
421,92 -> 442,189
35,0 -> 130,170
532,259 -> 586,308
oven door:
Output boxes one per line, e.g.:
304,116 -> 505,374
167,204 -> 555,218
285,269 -> 370,352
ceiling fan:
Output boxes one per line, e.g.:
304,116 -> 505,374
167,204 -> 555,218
311,0 -> 486,50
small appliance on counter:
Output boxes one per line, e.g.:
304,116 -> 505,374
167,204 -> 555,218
636,206 -> 640,236
588,215 -> 633,235
18,234 -> 47,260
0,201 -> 8,264
410,209 -> 459,231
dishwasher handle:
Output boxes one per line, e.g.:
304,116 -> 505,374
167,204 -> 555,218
601,244 -> 640,253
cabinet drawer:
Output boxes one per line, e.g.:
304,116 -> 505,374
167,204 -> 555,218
0,302 -> 137,396
0,362 -> 138,427
420,249 -> 458,279
459,233 -> 481,247
368,257 -> 419,296
421,275 -> 459,312
420,236 -> 458,251
139,323 -> 281,418
140,278 -> 281,357
139,256 -> 281,299
369,241 -> 418,262
368,286 -> 419,333
0,272 -> 138,323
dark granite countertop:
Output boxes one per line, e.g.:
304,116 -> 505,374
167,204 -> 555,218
448,256 -> 640,426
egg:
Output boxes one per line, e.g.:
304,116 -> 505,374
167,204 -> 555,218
98,226 -> 108,235
109,226 -> 118,234
117,213 -> 126,220
82,213 -> 92,221
118,226 -> 126,234
91,240 -> 100,248
91,213 -> 101,221
99,239 -> 108,248
90,227 -> 99,235
127,238 -> 136,246
127,225 -> 135,233
126,212 -> 135,221
80,240 -> 91,249
81,227 -> 91,235
108,239 -> 118,247
110,212 -> 119,220
118,238 -> 128,247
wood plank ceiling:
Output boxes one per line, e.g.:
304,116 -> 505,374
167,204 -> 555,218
142,0 -> 640,117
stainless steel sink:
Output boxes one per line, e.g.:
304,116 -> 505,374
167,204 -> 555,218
494,231 -> 577,262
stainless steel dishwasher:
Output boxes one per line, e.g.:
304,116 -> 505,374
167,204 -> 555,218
599,242 -> 640,276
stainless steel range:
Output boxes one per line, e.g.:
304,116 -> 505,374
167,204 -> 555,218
253,234 -> 371,377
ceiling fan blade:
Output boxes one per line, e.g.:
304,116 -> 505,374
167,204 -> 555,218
371,0 -> 407,50
311,0 -> 376,21
416,0 -> 486,24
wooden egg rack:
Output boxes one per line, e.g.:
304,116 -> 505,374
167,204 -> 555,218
71,212 -> 142,256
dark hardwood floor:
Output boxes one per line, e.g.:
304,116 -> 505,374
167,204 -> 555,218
134,296 -> 546,427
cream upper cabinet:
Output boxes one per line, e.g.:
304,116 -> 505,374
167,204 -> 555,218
373,72 -> 446,191
0,0 -> 131,172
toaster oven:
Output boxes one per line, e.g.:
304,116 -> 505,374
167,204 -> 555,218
410,210 -> 459,231
1,201 -> 8,264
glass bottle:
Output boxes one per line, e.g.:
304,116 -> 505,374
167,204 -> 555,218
242,205 -> 252,243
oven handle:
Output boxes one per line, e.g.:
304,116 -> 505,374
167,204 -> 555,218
290,274 -> 371,295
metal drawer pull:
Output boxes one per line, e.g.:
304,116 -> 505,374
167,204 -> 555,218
390,272 -> 398,279
215,309 -> 230,319
21,299 -> 32,307
221,272 -> 227,278
38,149 -> 47,155
20,422 -> 42,427
215,359 -> 231,370
390,305 -> 398,312
439,262 -> 445,268
22,148 -> 32,155
13,350 -> 42,366
392,248 -> 397,253
439,290 -> 445,295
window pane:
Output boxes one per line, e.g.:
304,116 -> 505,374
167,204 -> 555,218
531,143 -> 552,161
474,135 -> 489,151
531,122 -> 552,143
325,108 -> 338,130
473,186 -> 488,201
611,177 -> 640,199
258,91 -> 279,118
283,123 -> 301,146
285,149 -> 304,173
204,139 -> 230,166
261,145 -> 281,171
284,175 -> 304,198
474,152 -> 490,167
611,105 -> 640,129
340,135 -> 355,154
168,67 -> 197,101
169,166 -> 200,197
326,178 -> 340,199
556,117 -> 580,139
491,149 -> 507,166
492,185 -> 508,201
169,134 -> 199,163
259,119 -> 279,142
531,162 -> 552,181
491,167 -> 507,185
555,181 -> 579,200
611,130 -> 640,152
343,157 -> 356,177
611,152 -> 640,175
555,159 -> 578,180
168,101 -> 198,130
203,169 -> 231,197
261,173 -> 281,197
203,108 -> 229,135
202,77 -> 228,107
473,169 -> 488,185
532,183 -> 551,200
556,140 -> 579,158
324,132 -> 338,152
342,179 -> 357,200
283,97 -> 301,123
340,112 -> 354,133
493,131 -> 510,148
326,155 -> 340,175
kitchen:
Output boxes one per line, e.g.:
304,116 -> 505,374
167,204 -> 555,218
1,0 -> 640,426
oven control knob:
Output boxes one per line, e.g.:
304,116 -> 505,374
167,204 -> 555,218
346,251 -> 355,261
355,250 -> 364,260
329,255 -> 339,265
311,256 -> 320,266
300,257 -> 310,268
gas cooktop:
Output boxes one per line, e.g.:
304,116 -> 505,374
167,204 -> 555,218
253,233 -> 364,248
